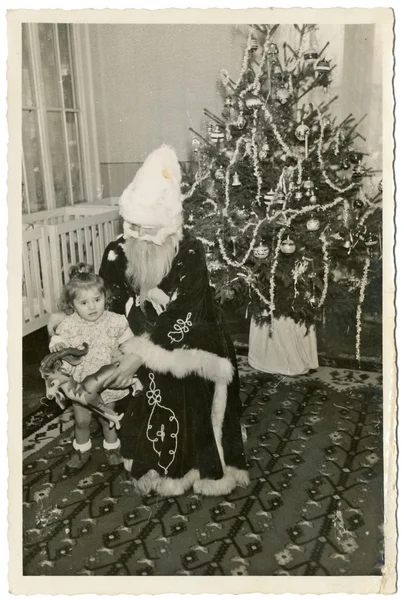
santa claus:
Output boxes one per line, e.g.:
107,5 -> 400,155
51,144 -> 249,497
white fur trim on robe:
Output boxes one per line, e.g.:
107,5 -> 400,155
121,334 -> 234,385
122,463 -> 250,497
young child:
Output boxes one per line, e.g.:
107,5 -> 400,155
49,262 -> 134,472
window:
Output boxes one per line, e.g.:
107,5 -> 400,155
22,23 -> 101,214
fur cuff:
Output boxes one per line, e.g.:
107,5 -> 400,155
122,334 -> 234,385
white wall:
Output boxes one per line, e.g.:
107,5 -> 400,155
89,24 -> 246,165
88,24 -> 382,196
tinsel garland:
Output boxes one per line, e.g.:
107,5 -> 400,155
355,256 -> 371,362
252,27 -> 272,94
234,30 -> 253,90
183,159 -> 215,201
318,230 -> 330,307
292,258 -> 309,300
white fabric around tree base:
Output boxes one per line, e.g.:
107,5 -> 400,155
248,316 -> 319,376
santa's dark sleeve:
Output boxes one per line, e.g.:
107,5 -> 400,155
99,238 -> 130,316
123,236 -> 235,387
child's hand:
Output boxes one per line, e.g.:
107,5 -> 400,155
147,287 -> 170,309
51,342 -> 67,353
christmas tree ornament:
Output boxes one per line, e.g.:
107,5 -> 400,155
225,97 -> 233,107
232,172 -> 241,187
276,87 -> 290,104
192,138 -> 201,154
264,190 -> 276,204
350,152 -> 363,164
311,123 -> 320,134
215,168 -> 225,180
280,237 -> 296,255
314,58 -> 331,75
304,47 -> 319,62
268,42 -> 279,61
343,237 -> 351,249
352,164 -> 365,181
295,190 -> 303,200
303,178 -> 314,191
329,163 -> 339,171
210,125 -> 224,143
295,123 -> 310,141
378,180 -> 383,192
306,217 -> 320,231
237,115 -> 247,129
274,191 -> 285,204
246,96 -> 262,108
309,194 -> 318,204
253,243 -> 270,259
365,234 -> 378,247
250,36 -> 259,51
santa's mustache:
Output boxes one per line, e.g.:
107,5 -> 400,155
124,234 -> 179,305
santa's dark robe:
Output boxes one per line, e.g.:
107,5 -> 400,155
99,230 -> 249,496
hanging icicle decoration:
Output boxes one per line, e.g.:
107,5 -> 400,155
262,106 -> 294,157
355,256 -> 371,362
342,199 -> 350,227
268,227 -> 286,330
316,109 -> 357,194
318,231 -> 330,307
251,109 -> 263,205
223,134 -> 246,216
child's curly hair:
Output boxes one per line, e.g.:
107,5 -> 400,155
58,262 -> 111,315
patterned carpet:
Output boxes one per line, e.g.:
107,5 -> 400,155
23,357 -> 384,576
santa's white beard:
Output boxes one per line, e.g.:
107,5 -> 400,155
124,234 -> 179,306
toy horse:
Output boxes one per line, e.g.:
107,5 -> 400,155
39,343 -> 124,430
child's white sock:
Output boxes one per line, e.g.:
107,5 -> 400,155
73,439 -> 92,452
103,438 -> 121,450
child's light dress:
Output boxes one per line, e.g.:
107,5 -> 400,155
49,310 -> 133,404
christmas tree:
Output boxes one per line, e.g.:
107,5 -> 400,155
182,24 -> 382,363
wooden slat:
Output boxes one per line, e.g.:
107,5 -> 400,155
22,242 -> 35,322
77,228 -> 84,262
30,237 -> 45,316
69,231 -> 77,266
38,229 -> 53,313
99,222 -> 105,258
60,232 -> 69,285
84,226 -> 92,264
91,225 -> 100,271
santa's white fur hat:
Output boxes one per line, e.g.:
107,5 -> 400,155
119,145 -> 183,237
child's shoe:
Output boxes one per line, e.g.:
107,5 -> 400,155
104,446 -> 122,468
65,449 -> 92,472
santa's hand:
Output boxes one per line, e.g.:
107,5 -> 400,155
47,312 -> 66,337
147,287 -> 170,310
103,353 -> 143,389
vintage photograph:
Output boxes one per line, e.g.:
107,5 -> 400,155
8,7 -> 396,594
